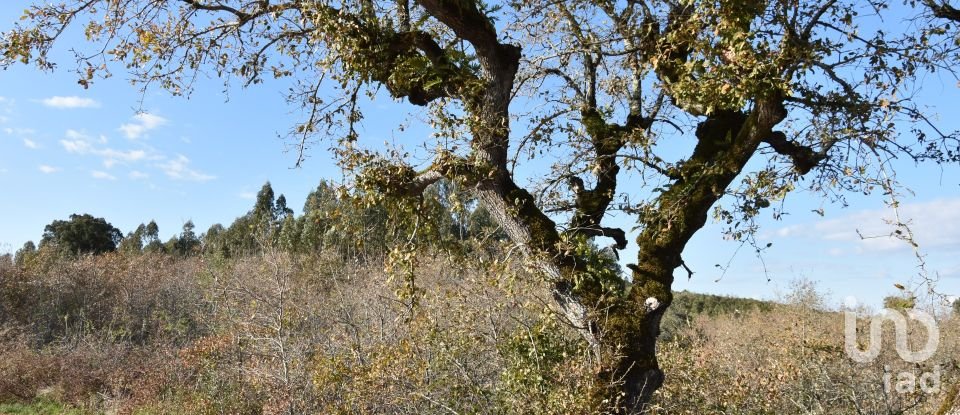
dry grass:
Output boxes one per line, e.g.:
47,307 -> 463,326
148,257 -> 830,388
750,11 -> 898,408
1,250 -> 957,414
653,294 -> 960,414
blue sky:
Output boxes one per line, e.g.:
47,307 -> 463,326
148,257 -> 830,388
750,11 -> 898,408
1,4 -> 958,309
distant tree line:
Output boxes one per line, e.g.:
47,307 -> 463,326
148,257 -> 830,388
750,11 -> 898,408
660,290 -> 774,339
14,179 -> 507,265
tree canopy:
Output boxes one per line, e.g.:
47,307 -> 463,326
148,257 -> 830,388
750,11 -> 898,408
5,0 -> 959,411
40,213 -> 123,255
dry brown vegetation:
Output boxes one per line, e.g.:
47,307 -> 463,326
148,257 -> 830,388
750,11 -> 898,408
654,287 -> 960,414
0,249 -> 957,414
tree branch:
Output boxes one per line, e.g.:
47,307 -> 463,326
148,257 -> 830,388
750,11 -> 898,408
179,0 -> 252,21
762,132 -> 826,174
544,68 -> 584,102
404,170 -> 446,196
926,0 -> 960,21
414,0 -> 506,62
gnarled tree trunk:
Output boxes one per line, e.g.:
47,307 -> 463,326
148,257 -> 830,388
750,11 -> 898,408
413,2 -> 792,412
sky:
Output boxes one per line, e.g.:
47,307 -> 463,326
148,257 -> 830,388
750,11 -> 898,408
1,4 -> 958,310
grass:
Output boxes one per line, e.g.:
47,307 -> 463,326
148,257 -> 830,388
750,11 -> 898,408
0,401 -> 85,415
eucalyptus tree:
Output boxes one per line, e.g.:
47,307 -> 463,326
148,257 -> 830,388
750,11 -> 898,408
4,0 -> 957,410
14,241 -> 38,267
119,223 -> 147,254
143,220 -> 163,253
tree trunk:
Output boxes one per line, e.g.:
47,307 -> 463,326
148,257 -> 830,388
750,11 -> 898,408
415,3 -> 789,409
475,104 -> 786,413
597,100 -> 788,412
586,239 -> 681,412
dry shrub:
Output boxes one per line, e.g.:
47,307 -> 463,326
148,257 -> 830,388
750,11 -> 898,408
306,251 -> 601,414
125,246 -> 599,415
0,337 -> 59,402
0,334 -> 188,410
0,251 -> 207,345
18,247 -> 957,414
0,251 -> 210,412
652,285 -> 960,414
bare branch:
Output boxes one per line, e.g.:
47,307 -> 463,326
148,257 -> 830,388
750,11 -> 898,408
178,0 -> 252,21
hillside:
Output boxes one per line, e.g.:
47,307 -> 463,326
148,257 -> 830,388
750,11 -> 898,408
660,290 -> 774,339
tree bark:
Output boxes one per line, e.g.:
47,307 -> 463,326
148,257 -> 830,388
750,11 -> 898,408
414,2 -> 792,413
457,29 -> 789,412
600,99 -> 787,412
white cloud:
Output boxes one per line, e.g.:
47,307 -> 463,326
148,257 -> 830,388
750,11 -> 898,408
65,129 -> 89,140
55,127 -> 211,183
91,170 -> 117,181
827,247 -> 847,256
38,164 -> 60,174
60,137 -> 93,154
4,127 -> 35,136
157,154 -> 215,182
775,224 -> 802,238
119,113 -> 167,139
239,191 -> 256,200
41,96 -> 100,109
60,129 -> 148,167
136,113 -> 167,129
118,124 -> 144,139
98,148 -> 146,163
773,198 -> 960,254
23,138 -> 39,149
0,97 -> 13,123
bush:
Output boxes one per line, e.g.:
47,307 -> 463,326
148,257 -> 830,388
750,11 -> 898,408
2,249 -> 957,414
884,295 -> 917,310
651,284 -> 959,414
0,252 -> 206,345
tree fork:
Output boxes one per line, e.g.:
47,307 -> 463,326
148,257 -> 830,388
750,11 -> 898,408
598,99 -> 787,412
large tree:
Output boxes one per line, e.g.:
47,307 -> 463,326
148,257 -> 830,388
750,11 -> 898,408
5,0 -> 958,410
40,213 -> 123,255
